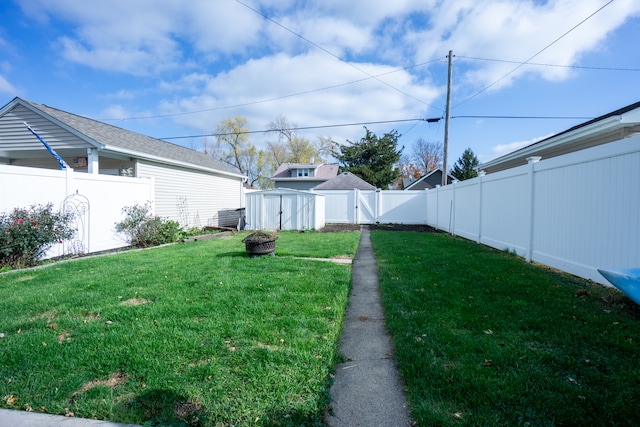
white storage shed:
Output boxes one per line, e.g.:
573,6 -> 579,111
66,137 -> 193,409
245,188 -> 325,231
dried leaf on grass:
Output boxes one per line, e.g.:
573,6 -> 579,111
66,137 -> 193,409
120,298 -> 153,306
70,371 -> 129,403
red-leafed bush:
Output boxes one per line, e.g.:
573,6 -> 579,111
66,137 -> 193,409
0,203 -> 75,269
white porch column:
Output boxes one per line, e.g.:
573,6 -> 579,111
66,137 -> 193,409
87,148 -> 99,174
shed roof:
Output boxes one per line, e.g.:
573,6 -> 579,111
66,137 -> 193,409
0,97 -> 242,178
313,171 -> 376,190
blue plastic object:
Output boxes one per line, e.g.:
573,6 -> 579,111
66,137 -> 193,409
598,268 -> 640,305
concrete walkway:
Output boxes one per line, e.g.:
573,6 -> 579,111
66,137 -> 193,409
326,226 -> 412,427
0,409 -> 141,427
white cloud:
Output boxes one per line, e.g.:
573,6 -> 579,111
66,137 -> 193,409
410,0 -> 640,91
103,90 -> 136,100
15,0 -> 640,86
158,51 -> 440,146
489,133 -> 553,160
11,0 -> 639,156
0,75 -> 18,95
98,104 -> 155,126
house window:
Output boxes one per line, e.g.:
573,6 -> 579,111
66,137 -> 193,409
297,168 -> 310,177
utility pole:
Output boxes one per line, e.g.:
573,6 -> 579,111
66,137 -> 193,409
442,50 -> 453,186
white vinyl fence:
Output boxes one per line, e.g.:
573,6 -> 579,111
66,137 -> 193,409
314,189 -> 428,224
1,165 -> 153,258
315,135 -> 640,286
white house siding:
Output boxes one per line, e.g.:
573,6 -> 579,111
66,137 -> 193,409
0,105 -> 88,155
137,160 -> 242,228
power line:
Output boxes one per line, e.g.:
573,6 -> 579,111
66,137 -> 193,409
457,55 -> 640,72
453,0 -> 616,108
234,0 -> 438,109
162,118 -> 427,140
451,115 -> 593,120
160,114 -> 592,140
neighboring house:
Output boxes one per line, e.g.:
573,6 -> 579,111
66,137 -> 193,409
0,97 -> 245,227
403,169 -> 454,190
271,162 -> 339,190
480,101 -> 640,174
312,171 -> 375,190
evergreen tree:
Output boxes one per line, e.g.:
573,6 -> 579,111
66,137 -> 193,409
451,147 -> 479,181
333,127 -> 403,189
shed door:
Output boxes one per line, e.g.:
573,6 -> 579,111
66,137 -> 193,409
262,194 -> 296,230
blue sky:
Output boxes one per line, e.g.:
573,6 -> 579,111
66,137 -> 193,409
1,0 -> 639,166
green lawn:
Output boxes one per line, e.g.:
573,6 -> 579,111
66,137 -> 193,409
372,230 -> 640,426
0,230 -> 360,426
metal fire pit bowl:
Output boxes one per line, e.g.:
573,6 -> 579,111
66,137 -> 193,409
242,232 -> 278,257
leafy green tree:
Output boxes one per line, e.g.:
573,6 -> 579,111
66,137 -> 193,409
333,127 -> 403,189
451,147 -> 479,181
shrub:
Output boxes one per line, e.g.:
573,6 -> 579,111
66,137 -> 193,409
0,203 -> 75,269
115,203 -> 183,247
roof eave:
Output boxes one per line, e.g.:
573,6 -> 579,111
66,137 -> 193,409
480,115 -> 622,171
108,146 -> 245,179
272,178 -> 328,182
10,98 -> 106,150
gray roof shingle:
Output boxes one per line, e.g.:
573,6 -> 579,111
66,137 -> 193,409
19,98 -> 240,176
313,171 -> 376,190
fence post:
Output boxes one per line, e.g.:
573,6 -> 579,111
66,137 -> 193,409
435,185 -> 440,231
451,180 -> 458,236
260,192 -> 265,230
65,167 -> 74,196
424,188 -> 429,225
526,157 -> 541,262
375,188 -> 381,223
477,170 -> 486,244
354,188 -> 359,224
